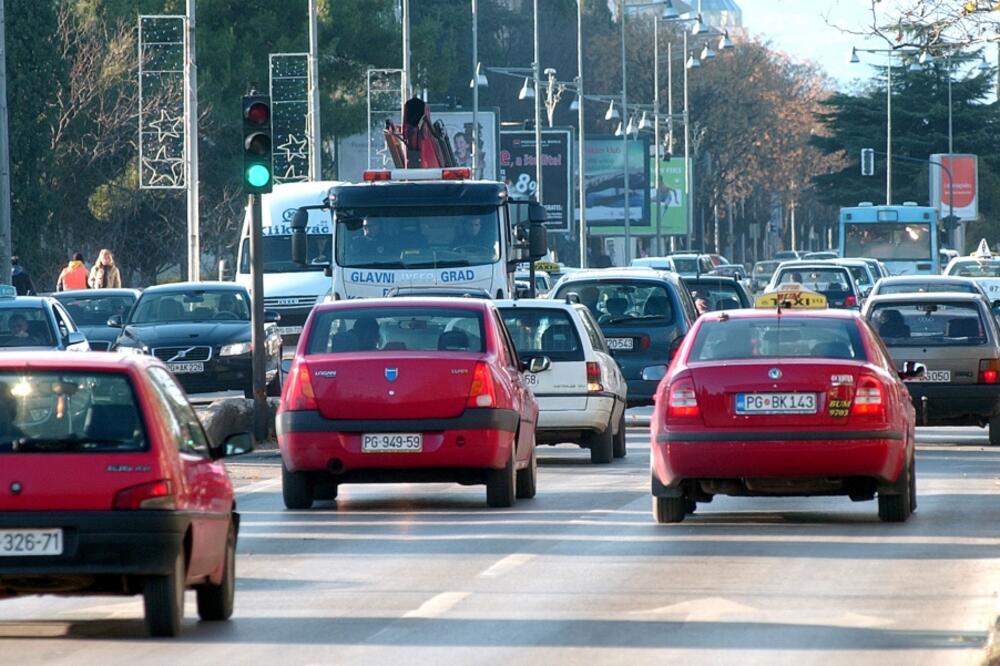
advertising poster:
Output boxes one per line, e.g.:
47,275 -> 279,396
581,136 -> 650,233
499,130 -> 572,232
930,153 -> 978,221
649,157 -> 690,237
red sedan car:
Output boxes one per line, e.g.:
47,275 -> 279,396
0,352 -> 251,637
277,298 -> 540,508
651,299 -> 919,524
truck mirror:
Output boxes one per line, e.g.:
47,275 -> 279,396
528,202 -> 547,224
291,230 -> 308,265
291,207 -> 309,231
529,222 -> 548,259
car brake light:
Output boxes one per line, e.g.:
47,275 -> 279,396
980,359 -> 1000,384
851,375 -> 884,416
844,295 -> 858,307
362,169 -> 392,181
113,480 -> 175,510
666,376 -> 700,420
441,167 -> 472,180
639,335 -> 650,350
587,362 -> 603,392
467,361 -> 498,408
283,360 -> 317,411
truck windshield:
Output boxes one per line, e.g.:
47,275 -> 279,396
335,205 -> 500,269
238,235 -> 330,274
844,223 -> 932,262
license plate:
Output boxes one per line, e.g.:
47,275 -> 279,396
523,373 -> 539,386
0,529 -> 63,557
606,337 -> 634,350
736,392 -> 817,414
362,433 -> 423,453
168,361 -> 204,374
277,326 -> 304,336
907,369 -> 951,383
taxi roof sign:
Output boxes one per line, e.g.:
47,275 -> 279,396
974,238 -> 995,261
755,283 -> 827,310
0,284 -> 15,298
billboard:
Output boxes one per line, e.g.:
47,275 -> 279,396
580,136 -> 650,234
499,130 -> 572,232
930,153 -> 978,221
650,157 -> 690,237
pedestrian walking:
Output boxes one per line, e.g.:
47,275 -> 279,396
56,252 -> 89,291
88,248 -> 121,289
10,256 -> 35,295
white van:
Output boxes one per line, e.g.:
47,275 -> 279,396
235,181 -> 340,344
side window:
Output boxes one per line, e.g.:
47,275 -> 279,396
674,283 -> 698,324
492,311 -> 519,369
578,308 -> 607,353
148,366 -> 211,457
51,305 -> 71,339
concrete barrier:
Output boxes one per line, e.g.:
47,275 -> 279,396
195,397 -> 280,446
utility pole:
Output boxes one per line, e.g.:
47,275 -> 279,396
533,0 -> 543,202
307,0 -> 321,180
577,0 -> 586,268
0,0 -> 10,285
401,0 -> 411,109
249,194 -> 267,441
620,0 -> 631,264
185,0 -> 200,281
472,0 -> 479,176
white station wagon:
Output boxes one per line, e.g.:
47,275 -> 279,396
497,298 -> 628,463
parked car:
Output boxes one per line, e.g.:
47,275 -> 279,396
0,351 -> 252,636
0,285 -> 89,351
863,292 -> 1000,444
276,297 -> 540,508
110,282 -> 283,397
550,268 -> 697,405
651,296 -> 919,523
767,261 -> 862,309
52,288 -> 140,351
682,275 -> 753,312
497,298 -> 628,463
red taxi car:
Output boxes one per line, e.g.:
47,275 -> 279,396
650,289 -> 920,524
277,298 -> 540,508
0,352 -> 251,637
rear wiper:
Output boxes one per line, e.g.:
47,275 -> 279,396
11,437 -> 132,452
606,314 -> 667,324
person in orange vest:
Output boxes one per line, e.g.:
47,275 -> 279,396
56,252 -> 89,291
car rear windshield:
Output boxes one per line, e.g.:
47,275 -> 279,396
0,372 -> 147,452
775,268 -> 853,294
556,281 -> 675,326
0,308 -> 54,347
307,307 -> 486,354
56,294 -> 136,326
672,258 -> 698,274
499,307 -> 584,361
869,302 -> 989,347
878,282 -> 977,295
687,281 -> 744,312
689,317 -> 866,361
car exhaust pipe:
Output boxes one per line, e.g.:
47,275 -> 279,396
326,458 -> 344,475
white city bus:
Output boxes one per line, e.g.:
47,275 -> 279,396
838,202 -> 940,276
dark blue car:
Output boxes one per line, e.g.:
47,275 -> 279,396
52,288 -> 141,351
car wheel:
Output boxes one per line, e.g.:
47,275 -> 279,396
282,463 -> 314,510
612,411 -> 627,459
652,496 -> 686,524
486,446 -> 516,508
589,421 -> 614,464
989,416 -> 1000,446
878,457 -> 912,523
196,520 -> 235,621
266,364 -> 283,398
515,436 -> 537,499
143,549 -> 185,637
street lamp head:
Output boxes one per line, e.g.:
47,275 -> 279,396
605,100 -> 620,121
638,111 -> 652,130
626,116 -> 636,137
718,31 -> 734,50
691,15 -> 706,35
918,50 -> 932,65
569,96 -> 580,112
849,47 -> 860,64
661,1 -> 680,19
544,67 -> 557,77
518,77 -> 535,100
614,121 -> 624,137
686,52 -> 701,69
700,44 -> 716,61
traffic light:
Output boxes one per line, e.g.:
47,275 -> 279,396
860,148 -> 875,177
242,94 -> 272,193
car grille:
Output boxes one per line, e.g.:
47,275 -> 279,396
88,341 -> 112,351
263,295 -> 316,309
152,346 -> 213,362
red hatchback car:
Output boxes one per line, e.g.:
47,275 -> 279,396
0,352 -> 251,637
651,305 -> 919,524
277,298 -> 540,508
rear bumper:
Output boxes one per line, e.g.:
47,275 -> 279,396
277,408 -> 519,473
652,429 -> 907,492
905,383 -> 1000,425
537,394 -> 615,432
0,511 -> 189,579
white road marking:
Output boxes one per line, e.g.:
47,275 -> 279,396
402,591 -> 469,618
235,477 -> 281,496
477,552 -> 535,578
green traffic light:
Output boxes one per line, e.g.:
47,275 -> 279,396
246,164 -> 271,188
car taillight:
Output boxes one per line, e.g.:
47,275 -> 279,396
441,167 -> 472,180
113,480 -> 175,510
283,360 -> 317,411
844,295 -> 858,307
666,376 -> 700,420
980,359 -> 1000,384
639,335 -> 650,350
362,169 -> 391,181
587,362 -> 603,392
851,375 -> 884,417
467,361 -> 498,408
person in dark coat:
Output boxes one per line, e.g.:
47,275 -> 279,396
10,257 -> 35,295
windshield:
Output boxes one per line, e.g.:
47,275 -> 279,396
671,258 -> 698,274
555,281 -> 674,326
753,261 -> 779,277
335,205 -> 501,269
131,290 -> 250,324
869,302 -> 988,347
879,282 -> 977,295
239,235 -> 330,274
55,294 -> 135,326
0,372 -> 146,452
690,318 -> 865,362
774,268 -> 853,295
844,223 -> 932,261
0,308 -> 54,347
947,261 -> 1000,278
499,307 -> 584,362
844,265 -> 872,287
306,307 -> 486,354
687,282 -> 744,311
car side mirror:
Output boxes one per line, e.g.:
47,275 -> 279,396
900,361 -> 927,380
641,365 -> 668,382
264,309 -> 281,323
107,314 -> 123,327
66,331 -> 86,347
209,432 -> 255,460
527,356 -> 551,374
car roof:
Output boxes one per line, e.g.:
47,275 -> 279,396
866,292 -> 988,304
52,288 -> 141,298
878,275 -> 974,284
697,307 -> 861,321
141,281 -> 247,295
0,350 -> 157,371
0,296 -> 50,308
683,275 -> 740,285
555,267 -> 684,284
495,298 -> 576,311
313,297 -> 491,313
775,261 -> 850,270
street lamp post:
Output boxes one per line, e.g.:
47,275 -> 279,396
471,0 -> 478,175
577,0 -> 586,268
619,0 -> 631,264
533,0 -> 543,202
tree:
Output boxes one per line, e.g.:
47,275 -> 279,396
847,0 -> 1000,51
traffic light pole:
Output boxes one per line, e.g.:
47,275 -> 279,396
249,193 -> 268,442
0,0 -> 10,286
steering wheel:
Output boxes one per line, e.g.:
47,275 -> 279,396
213,311 -> 240,320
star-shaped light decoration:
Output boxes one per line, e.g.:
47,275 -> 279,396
276,133 -> 309,163
146,109 -> 184,143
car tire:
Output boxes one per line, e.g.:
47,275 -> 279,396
282,464 -> 314,510
653,495 -> 686,524
486,446 -> 516,508
989,416 -> 1000,446
266,364 -> 283,398
878,457 -> 912,523
589,421 -> 614,464
144,549 -> 185,637
684,499 -> 697,514
196,520 -> 235,622
612,411 -> 627,459
515,437 -> 537,499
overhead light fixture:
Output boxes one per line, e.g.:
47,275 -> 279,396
849,47 -> 860,64
605,100 -> 619,121
691,15 -> 706,35
518,77 -> 535,100
718,31 -> 733,50
569,96 -> 580,111
625,116 -> 636,137
701,44 -> 716,61
469,63 -> 488,89
638,111 -> 652,130
661,1 -> 679,20
687,52 -> 701,69
614,121 -> 624,136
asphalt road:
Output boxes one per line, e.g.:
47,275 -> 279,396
2,426 -> 1000,665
